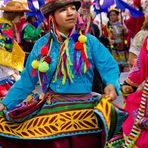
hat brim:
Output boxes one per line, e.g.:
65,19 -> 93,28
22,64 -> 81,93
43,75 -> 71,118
0,7 -> 30,12
107,9 -> 119,18
41,1 -> 81,16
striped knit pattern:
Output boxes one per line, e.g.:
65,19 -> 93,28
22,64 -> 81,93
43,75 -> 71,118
46,90 -> 93,104
0,94 -> 100,139
123,79 -> 148,148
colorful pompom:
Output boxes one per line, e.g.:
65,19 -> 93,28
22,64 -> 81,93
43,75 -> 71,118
75,42 -> 83,51
40,46 -> 48,56
78,35 -> 87,43
38,61 -> 49,72
44,56 -> 52,64
31,60 -> 39,69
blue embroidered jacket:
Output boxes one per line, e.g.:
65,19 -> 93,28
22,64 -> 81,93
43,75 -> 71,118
2,33 -> 120,110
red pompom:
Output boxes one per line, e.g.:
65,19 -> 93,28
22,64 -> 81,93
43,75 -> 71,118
44,56 -> 52,64
40,46 -> 48,56
75,42 -> 83,51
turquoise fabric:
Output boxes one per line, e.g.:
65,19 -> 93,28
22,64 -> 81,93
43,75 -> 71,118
1,32 -> 120,110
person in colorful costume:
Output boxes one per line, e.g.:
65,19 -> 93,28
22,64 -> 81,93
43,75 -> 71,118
125,0 -> 145,40
21,15 -> 44,64
121,35 -> 148,148
0,0 -> 127,147
103,8 -> 129,72
0,1 -> 28,99
128,16 -> 148,67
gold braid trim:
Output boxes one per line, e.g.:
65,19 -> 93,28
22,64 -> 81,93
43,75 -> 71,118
126,78 -> 139,87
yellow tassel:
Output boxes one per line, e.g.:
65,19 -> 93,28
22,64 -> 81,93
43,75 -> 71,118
84,63 -> 87,73
83,43 -> 87,57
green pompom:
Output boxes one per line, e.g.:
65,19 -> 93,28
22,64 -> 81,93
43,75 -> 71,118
38,61 -> 49,72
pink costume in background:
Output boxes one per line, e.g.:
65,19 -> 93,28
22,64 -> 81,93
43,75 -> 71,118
122,35 -> 148,148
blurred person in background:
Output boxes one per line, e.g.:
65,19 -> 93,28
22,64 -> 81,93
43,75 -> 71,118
0,1 -> 28,99
20,15 -> 45,64
103,8 -> 129,72
128,16 -> 148,67
125,0 -> 145,39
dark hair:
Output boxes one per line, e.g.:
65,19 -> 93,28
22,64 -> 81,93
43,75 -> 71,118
26,16 -> 35,23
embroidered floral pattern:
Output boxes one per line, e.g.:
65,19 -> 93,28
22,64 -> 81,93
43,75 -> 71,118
0,23 -> 14,52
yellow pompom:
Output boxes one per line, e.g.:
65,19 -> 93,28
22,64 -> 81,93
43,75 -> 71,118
38,61 -> 49,72
31,60 -> 39,69
78,35 -> 87,43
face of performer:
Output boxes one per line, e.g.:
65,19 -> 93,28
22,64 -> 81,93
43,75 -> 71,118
53,3 -> 78,35
109,11 -> 119,22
